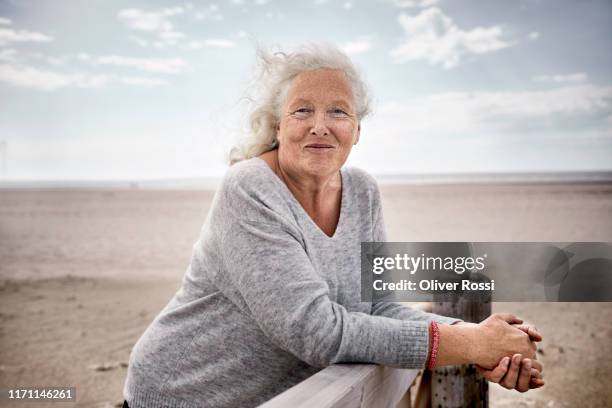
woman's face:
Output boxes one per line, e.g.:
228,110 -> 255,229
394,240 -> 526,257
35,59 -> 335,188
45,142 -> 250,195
276,68 -> 360,179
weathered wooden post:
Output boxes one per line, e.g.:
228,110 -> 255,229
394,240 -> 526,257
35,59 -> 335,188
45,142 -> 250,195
431,243 -> 492,407
432,291 -> 491,407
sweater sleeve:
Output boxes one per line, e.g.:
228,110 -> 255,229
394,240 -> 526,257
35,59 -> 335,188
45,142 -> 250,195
368,181 -> 461,325
219,217 -> 432,369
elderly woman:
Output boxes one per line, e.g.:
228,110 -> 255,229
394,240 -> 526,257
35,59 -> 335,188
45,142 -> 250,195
123,45 -> 544,408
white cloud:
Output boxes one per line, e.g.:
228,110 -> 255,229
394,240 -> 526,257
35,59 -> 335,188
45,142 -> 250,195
158,30 -> 184,41
117,7 -> 185,47
0,60 -> 171,90
255,0 -> 270,4
128,36 -> 149,47
532,72 -> 588,84
186,40 -> 203,49
194,4 -> 224,21
119,76 -> 168,87
0,48 -> 17,62
528,31 -> 540,40
388,0 -> 438,8
77,53 -> 91,61
0,63 -> 110,90
0,27 -> 53,45
204,39 -> 237,48
118,7 -> 183,31
350,84 -> 612,173
95,55 -> 189,74
265,11 -> 285,19
342,39 -> 371,55
0,17 -> 12,25
390,7 -> 514,68
46,56 -> 65,66
187,38 -> 238,49
371,85 -> 612,137
344,2 -> 353,9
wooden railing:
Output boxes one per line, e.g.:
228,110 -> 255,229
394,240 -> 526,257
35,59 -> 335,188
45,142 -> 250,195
259,363 -> 419,408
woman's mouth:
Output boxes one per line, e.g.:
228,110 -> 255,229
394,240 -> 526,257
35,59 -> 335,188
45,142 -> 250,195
305,143 -> 334,150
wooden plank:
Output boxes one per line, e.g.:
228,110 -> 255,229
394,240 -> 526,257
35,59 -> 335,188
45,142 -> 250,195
362,366 -> 418,407
259,364 -> 419,408
395,388 -> 411,408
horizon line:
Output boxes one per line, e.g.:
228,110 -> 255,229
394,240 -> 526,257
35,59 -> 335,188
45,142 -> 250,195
1,170 -> 612,190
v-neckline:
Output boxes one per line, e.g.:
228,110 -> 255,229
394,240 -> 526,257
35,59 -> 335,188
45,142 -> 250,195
254,157 -> 348,240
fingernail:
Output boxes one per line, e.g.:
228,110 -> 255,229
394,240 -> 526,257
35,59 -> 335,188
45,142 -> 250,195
525,360 -> 531,369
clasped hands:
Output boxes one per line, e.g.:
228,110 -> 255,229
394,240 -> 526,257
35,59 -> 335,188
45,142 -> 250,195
455,314 -> 544,393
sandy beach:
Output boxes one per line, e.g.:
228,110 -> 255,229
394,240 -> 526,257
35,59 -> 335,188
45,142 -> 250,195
1,184 -> 611,407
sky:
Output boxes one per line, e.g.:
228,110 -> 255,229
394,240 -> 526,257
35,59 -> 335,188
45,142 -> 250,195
0,0 -> 611,181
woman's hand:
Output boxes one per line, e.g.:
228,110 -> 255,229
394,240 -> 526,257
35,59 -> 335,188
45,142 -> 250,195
473,313 -> 538,369
478,322 -> 545,392
436,314 -> 540,369
479,355 -> 544,391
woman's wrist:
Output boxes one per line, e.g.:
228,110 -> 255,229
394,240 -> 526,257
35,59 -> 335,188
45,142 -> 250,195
436,321 -> 479,366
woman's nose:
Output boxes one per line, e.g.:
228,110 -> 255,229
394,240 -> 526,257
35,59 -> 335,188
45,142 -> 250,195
310,112 -> 330,136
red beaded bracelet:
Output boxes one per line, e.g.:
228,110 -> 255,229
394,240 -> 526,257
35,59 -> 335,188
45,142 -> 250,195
427,321 -> 440,370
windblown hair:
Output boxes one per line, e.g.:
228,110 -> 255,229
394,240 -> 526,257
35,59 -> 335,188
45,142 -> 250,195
228,43 -> 372,165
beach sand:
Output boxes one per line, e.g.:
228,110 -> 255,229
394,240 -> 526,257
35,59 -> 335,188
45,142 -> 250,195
1,184 -> 611,407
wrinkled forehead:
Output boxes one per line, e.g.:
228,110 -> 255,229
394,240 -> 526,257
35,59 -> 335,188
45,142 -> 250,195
284,69 -> 355,108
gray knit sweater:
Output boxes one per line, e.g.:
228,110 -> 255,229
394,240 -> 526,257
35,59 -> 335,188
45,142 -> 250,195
123,157 -> 459,408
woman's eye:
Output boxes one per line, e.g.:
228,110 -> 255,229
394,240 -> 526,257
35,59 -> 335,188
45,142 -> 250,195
330,109 -> 348,116
294,108 -> 311,113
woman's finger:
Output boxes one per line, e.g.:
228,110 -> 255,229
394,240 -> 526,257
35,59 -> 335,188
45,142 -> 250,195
500,354 -> 522,389
480,357 -> 510,383
516,358 -> 532,392
495,313 -> 523,325
531,359 -> 543,374
528,326 -> 542,341
530,378 -> 545,388
515,324 -> 543,342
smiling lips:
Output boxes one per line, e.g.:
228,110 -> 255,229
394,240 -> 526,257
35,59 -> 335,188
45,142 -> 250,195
305,143 -> 334,149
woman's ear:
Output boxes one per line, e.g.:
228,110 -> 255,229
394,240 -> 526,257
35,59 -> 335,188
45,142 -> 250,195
354,123 -> 361,145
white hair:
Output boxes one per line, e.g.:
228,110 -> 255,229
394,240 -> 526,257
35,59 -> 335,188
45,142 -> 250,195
228,43 -> 372,165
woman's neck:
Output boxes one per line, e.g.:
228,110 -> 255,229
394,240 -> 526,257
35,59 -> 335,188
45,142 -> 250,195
261,149 -> 341,207
258,149 -> 342,236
